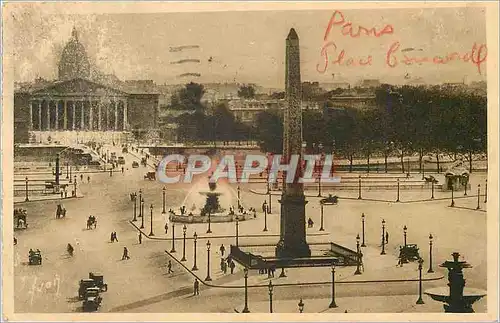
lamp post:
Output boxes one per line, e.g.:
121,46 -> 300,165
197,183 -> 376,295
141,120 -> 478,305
207,211 -> 212,234
235,217 -> 239,246
484,179 -> 487,203
476,184 -> 481,210
149,204 -> 154,236
358,175 -> 362,199
69,166 -> 72,183
464,181 -> 468,196
416,258 -> 425,304
132,193 -> 137,221
263,200 -> 268,232
139,189 -> 143,217
428,234 -> 434,273
403,225 -> 407,246
450,186 -> 455,207
205,240 -> 212,281
298,299 -> 304,313
66,162 -> 69,179
329,263 -> 338,308
237,185 -> 241,210
192,232 -> 198,271
242,267 -> 250,313
319,202 -> 325,231
181,224 -> 187,261
361,213 -> 366,247
170,222 -> 176,253
140,198 -> 145,229
25,177 -> 29,202
407,158 -> 410,177
354,234 -> 362,275
431,180 -> 435,199
268,281 -> 273,313
162,187 -> 166,214
381,219 -> 386,255
396,178 -> 400,202
422,159 -> 425,180
73,175 -> 77,197
268,185 -> 272,214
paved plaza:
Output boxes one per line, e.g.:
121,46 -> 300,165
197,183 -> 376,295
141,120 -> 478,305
12,144 -> 488,313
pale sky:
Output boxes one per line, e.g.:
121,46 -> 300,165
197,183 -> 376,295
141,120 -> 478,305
10,6 -> 488,87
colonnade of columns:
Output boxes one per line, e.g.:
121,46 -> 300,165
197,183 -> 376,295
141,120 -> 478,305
29,98 -> 128,131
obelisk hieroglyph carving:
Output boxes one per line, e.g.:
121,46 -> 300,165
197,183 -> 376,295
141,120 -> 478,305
276,28 -> 311,259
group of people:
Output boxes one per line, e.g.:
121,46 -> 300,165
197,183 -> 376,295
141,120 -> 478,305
87,215 -> 97,230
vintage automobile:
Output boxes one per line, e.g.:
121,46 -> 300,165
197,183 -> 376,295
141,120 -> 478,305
144,171 -> 156,181
78,279 -> 97,299
122,147 -> 128,154
400,244 -> 421,263
117,156 -> 125,165
320,194 -> 339,205
14,208 -> 28,229
89,272 -> 108,292
82,287 -> 102,312
28,250 -> 42,265
132,161 -> 139,168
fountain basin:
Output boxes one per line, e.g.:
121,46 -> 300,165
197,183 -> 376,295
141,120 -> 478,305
169,213 -> 251,223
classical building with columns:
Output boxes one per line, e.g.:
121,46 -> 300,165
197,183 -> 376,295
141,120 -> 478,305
14,27 -> 159,144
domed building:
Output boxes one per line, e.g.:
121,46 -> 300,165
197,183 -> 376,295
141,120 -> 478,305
14,27 -> 160,145
58,27 -> 91,80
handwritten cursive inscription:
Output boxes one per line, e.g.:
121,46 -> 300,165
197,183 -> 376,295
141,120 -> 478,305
26,274 -> 61,305
323,10 -> 394,41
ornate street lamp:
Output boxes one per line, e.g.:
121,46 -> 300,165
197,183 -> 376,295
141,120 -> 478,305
132,192 -> 137,222
235,217 -> 239,246
263,200 -> 268,232
428,234 -> 434,273
361,213 -> 366,247
381,219 -> 386,255
242,267 -> 250,313
192,232 -> 198,271
450,186 -> 455,207
207,211 -> 212,234
328,263 -> 338,308
298,298 -> 304,313
354,234 -> 362,275
403,225 -> 408,246
25,177 -> 29,202
358,175 -> 362,200
140,198 -> 145,229
319,202 -> 325,231
476,184 -> 481,210
396,178 -> 400,202
237,185 -> 241,210
205,240 -> 212,281
431,180 -> 435,199
139,189 -> 143,217
181,224 -> 187,261
149,204 -> 154,236
268,184 -> 272,214
162,187 -> 166,214
268,281 -> 274,313
170,222 -> 176,253
69,166 -> 73,183
66,162 -> 69,179
73,175 -> 77,197
416,258 -> 425,304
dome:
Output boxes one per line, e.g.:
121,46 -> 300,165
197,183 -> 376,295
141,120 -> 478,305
58,27 -> 91,80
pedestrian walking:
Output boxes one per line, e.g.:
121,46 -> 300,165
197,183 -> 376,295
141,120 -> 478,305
94,218 -> 98,229
138,232 -> 142,244
110,232 -> 114,243
397,247 -> 403,267
193,279 -> 200,295
64,191 -> 68,198
121,166 -> 124,173
165,223 -> 168,234
222,261 -> 227,274
122,247 -> 130,260
167,260 -> 173,273
60,191 -> 64,198
113,232 -> 118,242
220,258 -> 225,272
385,231 -> 389,244
80,174 -> 83,182
87,176 -> 90,183
229,260 -> 235,274
219,244 -> 225,257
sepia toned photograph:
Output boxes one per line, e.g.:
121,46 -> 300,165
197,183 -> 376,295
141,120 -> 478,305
1,2 -> 498,321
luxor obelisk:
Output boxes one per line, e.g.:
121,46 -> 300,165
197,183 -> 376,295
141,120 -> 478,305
276,28 -> 311,259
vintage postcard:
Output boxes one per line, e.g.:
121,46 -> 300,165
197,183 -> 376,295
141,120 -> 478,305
1,1 -> 498,321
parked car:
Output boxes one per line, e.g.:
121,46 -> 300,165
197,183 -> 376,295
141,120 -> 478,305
117,156 -> 125,165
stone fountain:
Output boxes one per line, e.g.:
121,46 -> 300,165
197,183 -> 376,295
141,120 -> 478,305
425,252 -> 486,313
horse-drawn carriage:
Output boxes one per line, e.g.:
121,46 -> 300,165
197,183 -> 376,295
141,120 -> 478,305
399,244 -> 421,263
14,208 -> 28,229
56,204 -> 66,219
320,194 -> 339,205
144,171 -> 156,180
28,249 -> 42,265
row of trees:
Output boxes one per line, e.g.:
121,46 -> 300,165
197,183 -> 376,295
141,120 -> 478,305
164,83 -> 486,173
255,85 -> 487,172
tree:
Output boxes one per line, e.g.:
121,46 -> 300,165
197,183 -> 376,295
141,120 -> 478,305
255,110 -> 283,153
172,82 -> 206,112
238,84 -> 256,99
